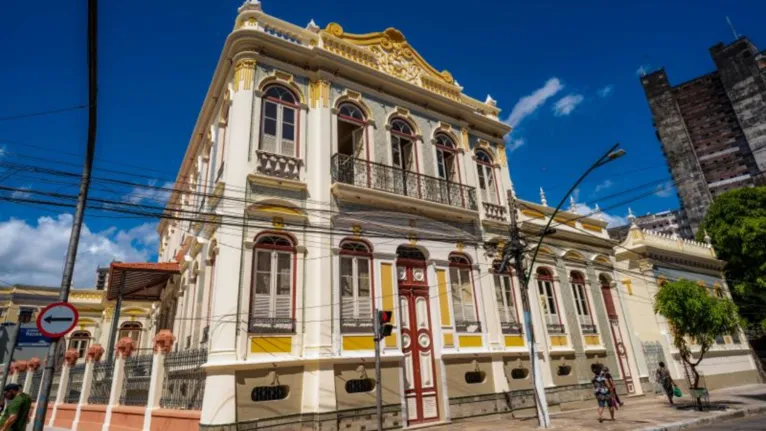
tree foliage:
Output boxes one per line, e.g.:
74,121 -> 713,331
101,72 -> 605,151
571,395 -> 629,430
654,279 -> 742,389
699,187 -> 766,328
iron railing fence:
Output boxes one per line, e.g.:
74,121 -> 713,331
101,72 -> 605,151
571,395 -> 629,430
65,364 -> 86,404
501,321 -> 523,335
30,370 -> 42,400
88,361 -> 114,404
331,153 -> 478,211
160,348 -> 207,410
120,354 -> 153,406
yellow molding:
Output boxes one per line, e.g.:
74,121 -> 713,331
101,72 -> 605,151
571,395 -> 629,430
343,336 -> 375,351
381,263 -> 395,325
581,223 -> 603,233
584,335 -> 600,346
553,216 -> 576,227
436,269 -> 451,327
233,59 -> 256,91
458,335 -> 483,348
505,335 -> 524,347
250,336 -> 292,353
385,334 -> 397,348
550,335 -> 568,346
443,333 -> 454,347
522,209 -> 545,219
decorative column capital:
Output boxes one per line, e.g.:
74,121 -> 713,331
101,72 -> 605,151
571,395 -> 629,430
86,344 -> 105,363
116,337 -> 136,359
233,56 -> 257,92
153,330 -> 176,354
64,349 -> 80,367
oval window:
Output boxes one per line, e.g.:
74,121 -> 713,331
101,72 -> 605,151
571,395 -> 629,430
251,385 -> 290,402
510,367 -> 529,379
557,365 -> 572,376
465,371 -> 486,384
591,363 -> 604,374
345,378 -> 375,393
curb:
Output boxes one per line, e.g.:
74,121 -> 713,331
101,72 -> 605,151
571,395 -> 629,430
639,405 -> 766,431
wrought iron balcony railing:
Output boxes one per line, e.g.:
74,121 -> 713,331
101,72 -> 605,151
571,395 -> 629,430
249,317 -> 296,334
341,317 -> 374,334
331,153 -> 478,211
483,202 -> 507,221
455,320 -> 482,333
501,321 -> 523,335
580,324 -> 598,334
546,323 -> 566,334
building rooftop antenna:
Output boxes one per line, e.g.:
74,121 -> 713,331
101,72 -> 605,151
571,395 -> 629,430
726,16 -> 740,40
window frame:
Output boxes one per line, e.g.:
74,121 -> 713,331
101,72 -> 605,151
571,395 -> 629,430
68,330 -> 91,359
569,271 -> 594,326
259,85 -> 300,158
249,233 -> 297,333
390,118 -> 417,172
336,102 -> 369,162
449,254 -> 480,333
492,262 -> 520,332
475,150 -> 499,205
18,307 -> 34,324
119,322 -> 143,348
339,239 -> 374,332
434,134 -> 459,183
536,268 -> 563,328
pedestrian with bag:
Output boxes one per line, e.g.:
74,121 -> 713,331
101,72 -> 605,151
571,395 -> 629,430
603,367 -> 624,408
592,367 -> 615,422
655,362 -> 677,405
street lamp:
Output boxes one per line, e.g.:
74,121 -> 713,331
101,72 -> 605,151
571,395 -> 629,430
501,143 -> 625,429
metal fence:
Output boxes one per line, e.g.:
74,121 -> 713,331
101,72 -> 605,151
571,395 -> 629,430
65,364 -> 86,404
88,361 -> 114,404
30,370 -> 42,400
16,371 -> 26,387
120,354 -> 153,406
49,370 -> 62,399
160,349 -> 207,410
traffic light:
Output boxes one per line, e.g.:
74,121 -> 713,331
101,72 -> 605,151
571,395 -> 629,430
378,310 -> 393,338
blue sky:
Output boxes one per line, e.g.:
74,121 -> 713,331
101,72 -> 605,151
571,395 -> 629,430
1,0 -> 765,286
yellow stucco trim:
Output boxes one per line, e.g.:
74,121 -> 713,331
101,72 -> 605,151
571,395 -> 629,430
443,333 -> 454,347
250,336 -> 292,354
381,263 -> 394,325
436,269 -> 451,327
522,209 -> 545,219
343,336 -> 375,350
458,335 -> 483,348
553,216 -> 576,227
622,278 -> 633,296
550,336 -> 568,346
385,334 -> 397,348
505,335 -> 524,347
581,223 -> 604,233
584,335 -> 600,346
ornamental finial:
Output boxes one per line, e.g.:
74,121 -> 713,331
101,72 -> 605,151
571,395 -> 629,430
238,0 -> 262,13
485,94 -> 497,107
306,19 -> 320,33
628,207 -> 636,224
569,195 -> 577,211
703,229 -> 712,245
595,203 -> 605,222
540,187 -> 548,207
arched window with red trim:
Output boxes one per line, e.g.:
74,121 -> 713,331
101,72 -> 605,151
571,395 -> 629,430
570,271 -> 596,333
435,134 -> 458,183
339,239 -> 373,333
260,85 -> 298,157
449,254 -> 479,333
119,322 -> 142,348
337,103 -> 366,159
390,118 -> 416,171
251,233 -> 296,333
475,150 -> 498,205
68,330 -> 91,358
536,267 -> 563,333
492,261 -> 520,334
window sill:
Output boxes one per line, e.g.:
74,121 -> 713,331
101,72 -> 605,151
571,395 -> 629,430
248,173 -> 307,191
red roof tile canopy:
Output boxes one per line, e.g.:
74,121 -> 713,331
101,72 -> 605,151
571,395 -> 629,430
107,262 -> 180,301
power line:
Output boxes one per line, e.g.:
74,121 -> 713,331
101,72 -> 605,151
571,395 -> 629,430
0,104 -> 89,122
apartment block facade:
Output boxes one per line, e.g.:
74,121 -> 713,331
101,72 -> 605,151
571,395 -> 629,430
640,37 -> 766,235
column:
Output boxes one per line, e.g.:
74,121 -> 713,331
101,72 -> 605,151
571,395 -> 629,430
143,330 -> 175,431
200,51 -> 256,427
102,338 -> 135,431
23,360 -> 36,393
73,344 -> 105,430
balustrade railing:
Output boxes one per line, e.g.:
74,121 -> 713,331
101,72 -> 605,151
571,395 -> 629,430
256,150 -> 302,181
249,317 -> 296,334
455,320 -> 482,333
331,153 -> 478,210
483,202 -> 507,221
546,324 -> 566,334
341,318 -> 374,334
581,324 -> 598,334
501,321 -> 523,335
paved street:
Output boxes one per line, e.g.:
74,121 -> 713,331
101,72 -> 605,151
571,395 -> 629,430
694,413 -> 766,430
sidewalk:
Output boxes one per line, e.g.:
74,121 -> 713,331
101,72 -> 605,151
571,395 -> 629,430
431,384 -> 766,430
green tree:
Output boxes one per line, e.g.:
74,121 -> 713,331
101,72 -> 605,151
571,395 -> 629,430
654,279 -> 742,390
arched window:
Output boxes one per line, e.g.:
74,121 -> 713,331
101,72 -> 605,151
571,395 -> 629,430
449,254 -> 479,333
260,85 -> 298,157
251,233 -> 295,333
493,261 -> 520,334
536,268 -> 562,333
69,330 -> 91,359
475,150 -> 498,204
434,134 -> 458,182
340,240 -> 373,333
337,103 -> 366,160
119,322 -> 142,348
390,119 -> 416,171
570,271 -> 596,333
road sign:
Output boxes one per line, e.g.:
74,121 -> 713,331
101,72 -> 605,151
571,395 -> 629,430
18,327 -> 52,347
36,302 -> 78,339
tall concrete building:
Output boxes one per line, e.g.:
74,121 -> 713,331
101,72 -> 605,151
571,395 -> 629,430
608,209 -> 692,241
640,37 -> 766,235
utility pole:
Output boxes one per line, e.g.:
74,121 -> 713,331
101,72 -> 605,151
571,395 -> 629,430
373,311 -> 383,431
503,196 -> 551,428
0,321 -> 21,392
33,0 -> 98,429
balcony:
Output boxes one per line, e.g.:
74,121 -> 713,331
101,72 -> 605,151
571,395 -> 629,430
501,321 -> 523,335
455,320 -> 482,333
249,317 -> 296,334
256,150 -> 302,181
341,317 -> 374,334
331,153 -> 477,211
580,324 -> 598,334
546,324 -> 566,334
483,202 -> 507,222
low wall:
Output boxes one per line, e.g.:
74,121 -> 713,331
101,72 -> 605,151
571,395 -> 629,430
78,404 -> 107,431
53,403 -> 77,429
109,406 -> 147,431
150,409 -> 201,431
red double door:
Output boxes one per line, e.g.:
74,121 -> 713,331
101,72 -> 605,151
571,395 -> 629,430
397,258 -> 439,425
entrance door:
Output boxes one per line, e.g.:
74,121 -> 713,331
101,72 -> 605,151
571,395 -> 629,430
397,255 -> 439,425
600,281 -> 635,394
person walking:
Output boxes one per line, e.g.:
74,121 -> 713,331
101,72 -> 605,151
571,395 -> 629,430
592,368 -> 615,422
0,384 -> 31,431
603,367 -> 624,407
655,362 -> 676,405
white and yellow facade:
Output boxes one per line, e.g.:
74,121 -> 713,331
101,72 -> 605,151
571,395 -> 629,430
155,2 -> 641,429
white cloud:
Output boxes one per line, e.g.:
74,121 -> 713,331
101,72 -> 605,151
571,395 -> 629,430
504,78 -> 564,128
11,186 -> 31,199
571,202 -> 629,228
597,85 -> 614,98
0,145 -> 6,158
655,182 -> 674,198
122,179 -> 175,205
507,138 -> 525,152
636,65 -> 650,76
594,179 -> 613,194
0,215 -> 158,288
553,94 -> 585,116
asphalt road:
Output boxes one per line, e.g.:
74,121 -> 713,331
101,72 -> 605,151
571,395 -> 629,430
694,413 -> 766,430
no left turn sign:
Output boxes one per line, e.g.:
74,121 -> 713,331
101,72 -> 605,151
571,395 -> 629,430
36,302 -> 79,339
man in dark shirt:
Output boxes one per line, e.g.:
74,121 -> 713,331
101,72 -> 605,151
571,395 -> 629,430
0,384 -> 31,431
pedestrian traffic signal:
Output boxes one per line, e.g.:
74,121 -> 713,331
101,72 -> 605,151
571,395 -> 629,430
378,310 -> 393,338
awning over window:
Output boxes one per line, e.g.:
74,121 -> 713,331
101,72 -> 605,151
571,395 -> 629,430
107,262 -> 180,301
